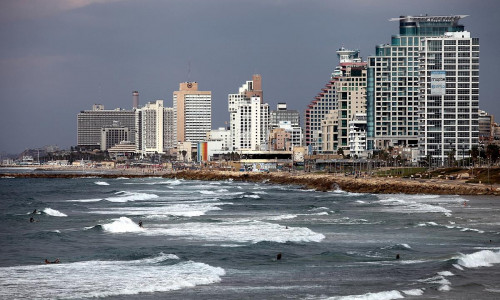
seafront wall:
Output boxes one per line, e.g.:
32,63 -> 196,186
3,169 -> 497,195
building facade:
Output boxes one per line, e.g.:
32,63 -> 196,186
173,82 -> 212,143
228,75 -> 269,151
349,113 -> 368,158
367,15 -> 468,151
100,122 -> 130,151
271,103 -> 300,128
77,104 -> 135,149
418,31 -> 479,163
135,100 -> 174,155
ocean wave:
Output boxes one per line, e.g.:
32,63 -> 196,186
101,217 -> 144,233
377,195 -> 451,214
402,289 -> 424,296
382,243 -> 411,251
67,198 -> 102,203
326,290 -> 404,300
105,191 -> 159,202
456,249 -> 500,268
94,181 -> 109,186
0,253 -> 225,299
91,201 -> 229,218
144,220 -> 325,244
43,208 -> 67,217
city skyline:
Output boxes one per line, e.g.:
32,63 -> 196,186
1,0 -> 499,153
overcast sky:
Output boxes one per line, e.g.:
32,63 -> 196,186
0,0 -> 498,154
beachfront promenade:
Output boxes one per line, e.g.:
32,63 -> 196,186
2,166 -> 499,196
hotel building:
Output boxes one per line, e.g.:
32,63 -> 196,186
77,104 -> 135,149
173,82 -> 212,143
367,15 -> 469,151
135,100 -> 174,155
418,31 -> 479,162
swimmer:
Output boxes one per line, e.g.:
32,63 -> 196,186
45,258 -> 60,264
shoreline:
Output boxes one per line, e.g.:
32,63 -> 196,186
2,168 -> 499,196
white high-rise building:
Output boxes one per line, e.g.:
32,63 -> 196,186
232,96 -> 270,151
367,15 -> 469,151
228,75 -> 270,151
418,31 -> 479,163
135,100 -> 174,156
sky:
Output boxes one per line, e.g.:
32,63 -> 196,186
1,0 -> 499,154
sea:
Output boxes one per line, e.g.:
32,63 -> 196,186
1,169 -> 500,299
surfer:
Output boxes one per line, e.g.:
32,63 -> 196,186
138,220 -> 143,228
32,209 -> 37,214
45,258 -> 60,264
30,217 -> 35,223
396,254 -> 400,260
277,253 -> 282,260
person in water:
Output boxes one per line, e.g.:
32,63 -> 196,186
32,209 -> 37,214
277,253 -> 282,260
138,220 -> 143,228
45,258 -> 60,264
30,217 -> 35,223
396,254 -> 400,260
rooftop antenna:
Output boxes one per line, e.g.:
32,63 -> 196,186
187,60 -> 191,82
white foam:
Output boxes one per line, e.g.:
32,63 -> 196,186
68,198 -> 102,203
94,181 -> 109,186
0,253 -> 225,299
452,264 -> 464,270
402,289 -> 424,296
437,271 -> 454,276
326,290 -> 404,300
43,208 -> 67,217
377,195 -> 452,214
92,201 -> 228,218
242,194 -> 261,199
265,214 -> 298,221
438,285 -> 451,291
105,191 -> 159,202
144,220 -> 325,244
101,217 -> 144,233
457,249 -> 500,268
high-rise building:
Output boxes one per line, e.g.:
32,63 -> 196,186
228,75 -> 269,151
100,121 -> 130,151
306,47 -> 362,153
135,100 -> 174,155
418,31 -> 479,162
367,15 -> 469,150
321,57 -> 367,154
173,82 -> 212,143
77,104 -> 135,149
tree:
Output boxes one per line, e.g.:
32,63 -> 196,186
486,144 -> 500,163
470,146 -> 479,163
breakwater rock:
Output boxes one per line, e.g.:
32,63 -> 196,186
2,170 -> 499,195
164,170 -> 500,196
